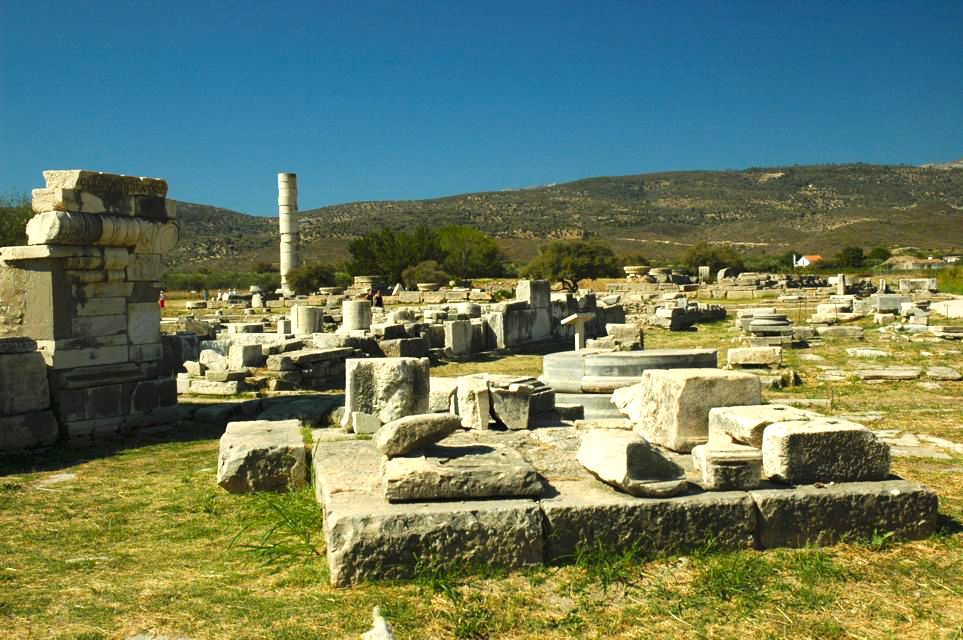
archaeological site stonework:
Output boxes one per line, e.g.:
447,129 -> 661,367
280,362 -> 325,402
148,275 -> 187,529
0,170 -> 179,449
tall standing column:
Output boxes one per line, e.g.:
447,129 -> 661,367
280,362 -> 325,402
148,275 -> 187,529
278,172 -> 300,296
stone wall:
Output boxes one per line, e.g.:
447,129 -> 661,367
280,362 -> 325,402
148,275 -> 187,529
0,170 -> 179,443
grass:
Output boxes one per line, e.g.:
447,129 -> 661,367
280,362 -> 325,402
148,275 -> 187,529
1,315 -> 962,638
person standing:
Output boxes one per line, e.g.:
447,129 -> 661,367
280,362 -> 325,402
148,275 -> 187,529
159,290 -> 166,310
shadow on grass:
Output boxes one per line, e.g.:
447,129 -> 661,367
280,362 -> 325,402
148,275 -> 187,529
0,401 -> 235,476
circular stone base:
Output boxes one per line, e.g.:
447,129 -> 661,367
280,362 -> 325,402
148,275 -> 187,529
541,348 -> 718,393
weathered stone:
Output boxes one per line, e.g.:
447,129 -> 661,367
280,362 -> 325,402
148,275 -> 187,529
428,376 -> 458,413
351,411 -> 382,434
315,439 -> 544,586
490,383 -> 534,430
42,169 -> 168,197
456,375 -> 491,430
926,366 -> 962,381
228,343 -> 263,369
362,607 -> 395,640
189,379 -> 241,396
0,351 -> 51,415
762,418 -> 890,484
691,443 -> 762,490
341,357 -> 430,427
216,419 -> 307,493
381,443 -> 543,502
0,411 -> 59,451
205,370 -> 247,382
183,360 -> 206,377
199,349 -> 228,372
751,480 -> 938,548
576,430 -> 687,498
540,481 -> 756,562
856,367 -> 922,381
613,369 -> 762,452
444,319 -> 473,355
374,413 -> 461,457
708,404 -> 822,448
815,325 -> 864,338
727,346 -> 782,368
256,395 -> 342,427
846,348 -> 891,358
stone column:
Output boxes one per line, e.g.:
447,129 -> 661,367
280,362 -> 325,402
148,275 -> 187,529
340,300 -> 372,333
278,172 -> 300,296
291,304 -> 323,335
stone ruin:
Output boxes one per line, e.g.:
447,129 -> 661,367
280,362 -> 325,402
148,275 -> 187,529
0,170 -> 179,449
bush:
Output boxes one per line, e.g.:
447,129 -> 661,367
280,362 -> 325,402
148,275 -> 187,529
401,260 -> 451,290
0,192 -> 31,247
286,262 -> 336,295
522,239 -> 620,291
438,225 -> 508,278
834,246 -> 864,268
681,242 -> 745,275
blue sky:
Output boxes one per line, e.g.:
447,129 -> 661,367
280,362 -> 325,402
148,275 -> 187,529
1,1 -> 961,215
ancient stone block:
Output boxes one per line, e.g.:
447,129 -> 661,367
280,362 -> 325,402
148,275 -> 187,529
374,413 -> 461,458
381,443 -> 543,502
708,404 -> 822,448
429,377 -> 458,413
0,411 -> 59,451
199,349 -> 228,372
540,481 -> 756,562
216,419 -> 307,493
315,439 -> 544,586
691,443 -> 762,491
576,429 -> 687,497
229,343 -> 263,369
189,379 -> 242,396
127,302 -> 161,345
75,296 -> 127,317
613,369 -> 762,452
751,480 -> 938,548
456,375 -> 491,430
727,346 -> 782,368
0,351 -> 51,415
762,418 -> 891,484
444,320 -> 472,355
342,358 -> 430,427
42,170 -> 168,197
351,411 -> 382,435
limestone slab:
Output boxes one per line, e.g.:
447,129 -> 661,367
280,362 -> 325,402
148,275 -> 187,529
762,419 -> 890,484
314,439 -> 544,586
708,404 -> 822,448
540,481 -> 756,562
374,413 -> 461,458
613,368 -> 762,452
456,375 -> 491,430
751,480 -> 938,547
0,351 -> 51,415
381,443 -> 542,502
342,357 -> 430,427
576,430 -> 687,498
127,302 -> 161,345
0,411 -> 59,451
216,419 -> 307,493
691,443 -> 762,491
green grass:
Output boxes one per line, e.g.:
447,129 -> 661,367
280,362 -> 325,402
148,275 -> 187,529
1,317 -> 962,638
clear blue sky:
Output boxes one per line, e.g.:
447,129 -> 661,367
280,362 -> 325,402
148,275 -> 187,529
1,1 -> 961,215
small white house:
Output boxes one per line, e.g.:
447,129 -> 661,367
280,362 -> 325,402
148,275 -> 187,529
795,255 -> 823,268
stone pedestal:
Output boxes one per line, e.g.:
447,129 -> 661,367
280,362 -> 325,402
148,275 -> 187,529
0,170 -> 179,444
341,300 -> 372,332
291,304 -> 323,335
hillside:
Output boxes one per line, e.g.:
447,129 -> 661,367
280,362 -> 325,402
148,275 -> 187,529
172,163 -> 963,269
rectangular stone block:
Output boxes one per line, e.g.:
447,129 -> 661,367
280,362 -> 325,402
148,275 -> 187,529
516,279 -> 550,309
63,416 -> 125,441
126,254 -> 163,281
691,443 -> 762,491
43,170 -> 168,197
0,411 -> 59,451
128,302 -> 161,345
456,375 -> 491,430
762,418 -> 890,484
727,346 -> 782,368
443,319 -> 472,355
189,379 -> 242,396
217,419 -> 307,493
229,343 -> 263,369
129,343 -> 162,362
77,281 -> 135,298
36,341 -> 129,370
0,351 -> 51,414
70,314 -> 127,338
614,369 -> 762,452
74,296 -> 127,318
751,480 -> 938,548
708,404 -> 822,448
342,358 -> 430,427
540,479 -> 756,562
86,384 -> 125,419
314,439 -> 544,587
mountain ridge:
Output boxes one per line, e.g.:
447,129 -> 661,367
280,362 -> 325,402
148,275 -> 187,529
170,162 -> 963,269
